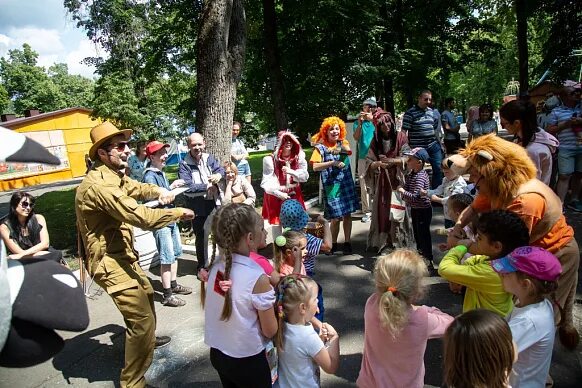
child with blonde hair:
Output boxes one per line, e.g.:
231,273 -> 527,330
275,275 -> 340,387
357,249 -> 454,387
444,309 -> 517,388
203,203 -> 278,387
492,247 -> 562,388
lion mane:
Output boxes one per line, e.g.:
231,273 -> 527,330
459,134 -> 536,208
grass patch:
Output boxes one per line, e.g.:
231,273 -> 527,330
39,148 -> 318,251
35,188 -> 77,251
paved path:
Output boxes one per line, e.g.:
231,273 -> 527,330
1,205 -> 581,387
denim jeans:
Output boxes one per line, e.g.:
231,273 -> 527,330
154,223 -> 183,265
426,141 -> 444,189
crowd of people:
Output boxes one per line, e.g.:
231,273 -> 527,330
5,82 -> 580,387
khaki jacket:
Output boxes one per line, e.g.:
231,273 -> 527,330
76,162 -> 183,275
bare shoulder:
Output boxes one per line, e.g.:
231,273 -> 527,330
252,274 -> 272,294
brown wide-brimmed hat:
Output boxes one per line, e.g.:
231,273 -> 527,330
88,122 -> 132,160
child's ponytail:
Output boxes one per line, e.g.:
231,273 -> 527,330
374,249 -> 428,337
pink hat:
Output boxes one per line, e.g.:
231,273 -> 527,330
145,141 -> 170,156
491,246 -> 562,282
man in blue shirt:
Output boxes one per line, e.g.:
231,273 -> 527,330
353,97 -> 377,222
402,90 -> 444,188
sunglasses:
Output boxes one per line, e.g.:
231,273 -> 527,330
20,201 -> 33,209
107,141 -> 130,152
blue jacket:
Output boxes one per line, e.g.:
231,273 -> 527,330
178,152 -> 225,217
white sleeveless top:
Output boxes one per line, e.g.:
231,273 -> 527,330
204,253 -> 275,358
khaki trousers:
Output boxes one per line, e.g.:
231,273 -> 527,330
92,256 -> 156,388
554,238 -> 580,329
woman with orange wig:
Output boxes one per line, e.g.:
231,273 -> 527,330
310,116 -> 359,254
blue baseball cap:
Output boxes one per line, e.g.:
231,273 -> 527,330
279,199 -> 309,231
404,147 -> 430,162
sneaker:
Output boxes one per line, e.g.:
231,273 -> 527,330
343,242 -> 353,254
162,294 -> 186,307
377,244 -> 394,255
172,284 -> 192,295
155,335 -> 171,349
361,214 -> 371,223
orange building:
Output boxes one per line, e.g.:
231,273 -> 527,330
0,107 -> 100,191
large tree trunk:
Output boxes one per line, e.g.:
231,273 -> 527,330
263,0 -> 288,131
197,0 -> 246,162
516,0 -> 529,98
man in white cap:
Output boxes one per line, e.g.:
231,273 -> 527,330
353,97 -> 377,222
75,122 -> 194,388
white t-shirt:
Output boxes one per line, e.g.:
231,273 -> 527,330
507,299 -> 555,388
276,322 -> 325,388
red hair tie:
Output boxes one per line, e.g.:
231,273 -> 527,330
387,286 -> 398,293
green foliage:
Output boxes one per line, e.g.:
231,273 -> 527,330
64,0 -> 198,140
0,44 -> 95,115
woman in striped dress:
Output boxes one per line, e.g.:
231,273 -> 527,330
310,116 -> 359,254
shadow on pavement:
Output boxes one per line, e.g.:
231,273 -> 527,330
52,323 -> 125,386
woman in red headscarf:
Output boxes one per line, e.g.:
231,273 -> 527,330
261,131 -> 308,225
365,109 -> 412,253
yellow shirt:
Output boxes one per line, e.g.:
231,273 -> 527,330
438,245 -> 514,317
76,162 -> 184,275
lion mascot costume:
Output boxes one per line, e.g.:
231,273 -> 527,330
448,134 -> 580,350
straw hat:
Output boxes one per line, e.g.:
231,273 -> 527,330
88,122 -> 132,160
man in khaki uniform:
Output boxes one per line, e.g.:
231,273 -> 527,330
76,122 -> 194,388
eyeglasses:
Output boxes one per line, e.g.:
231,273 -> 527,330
106,141 -> 130,152
20,201 -> 33,209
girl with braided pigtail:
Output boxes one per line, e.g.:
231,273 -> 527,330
357,249 -> 454,387
203,203 -> 278,387
274,274 -> 340,387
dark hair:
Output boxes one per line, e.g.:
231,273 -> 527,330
476,210 -> 529,256
499,100 -> 538,147
479,103 -> 494,120
4,191 -> 41,250
448,193 -> 474,214
233,121 -> 242,129
444,309 -> 514,388
445,97 -> 455,107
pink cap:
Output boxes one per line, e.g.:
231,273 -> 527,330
491,246 -> 562,282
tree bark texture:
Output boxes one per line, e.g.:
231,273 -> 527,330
197,0 -> 246,163
516,0 -> 529,98
263,0 -> 288,131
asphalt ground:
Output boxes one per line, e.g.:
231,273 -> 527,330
1,205 -> 581,388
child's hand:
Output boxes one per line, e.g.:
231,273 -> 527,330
320,322 -> 338,344
292,246 -> 303,263
419,189 -> 428,197
397,186 -> 405,194
316,214 -> 328,224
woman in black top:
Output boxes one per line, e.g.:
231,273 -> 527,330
0,191 -> 62,262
